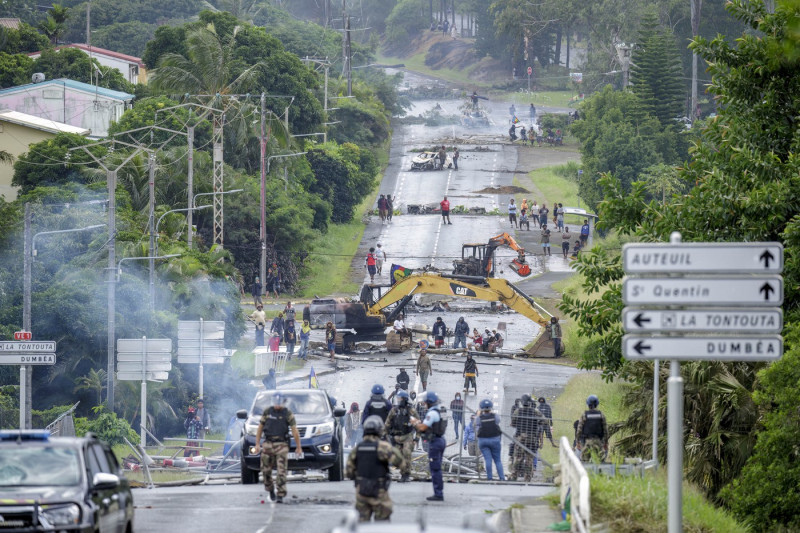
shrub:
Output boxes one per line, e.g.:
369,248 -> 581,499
74,411 -> 139,446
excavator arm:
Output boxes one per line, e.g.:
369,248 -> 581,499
368,272 -> 552,332
486,233 -> 532,277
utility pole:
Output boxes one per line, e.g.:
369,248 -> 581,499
260,92 -> 268,294
212,111 -> 224,247
345,16 -> 352,96
690,0 -> 702,124
148,154 -> 156,309
187,125 -> 195,248
21,204 -> 31,429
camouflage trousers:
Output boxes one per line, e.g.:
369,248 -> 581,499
261,440 -> 289,496
391,433 -> 415,475
511,434 -> 538,481
355,488 -> 393,522
581,439 -> 607,463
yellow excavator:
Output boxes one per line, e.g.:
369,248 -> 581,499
303,272 -> 552,354
453,232 -> 532,277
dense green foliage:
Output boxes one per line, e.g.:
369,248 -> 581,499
561,1 -> 800,524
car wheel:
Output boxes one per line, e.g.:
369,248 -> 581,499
328,433 -> 345,482
241,457 -> 259,484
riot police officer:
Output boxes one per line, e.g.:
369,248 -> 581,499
411,391 -> 448,501
254,393 -> 303,503
576,394 -> 608,462
362,384 -> 393,425
510,394 -> 542,481
346,415 -> 406,522
385,390 -> 418,482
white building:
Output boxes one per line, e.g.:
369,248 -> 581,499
0,78 -> 134,138
28,44 -> 147,85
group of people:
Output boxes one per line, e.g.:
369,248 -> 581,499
249,301 -> 313,360
183,398 -> 211,457
376,194 -> 395,224
250,264 -> 282,306
507,199 -> 590,259
365,243 -> 387,283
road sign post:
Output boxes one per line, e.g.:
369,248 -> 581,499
621,233 -> 784,533
527,66 -> 532,92
117,337 -> 172,445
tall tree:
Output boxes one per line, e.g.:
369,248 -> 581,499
630,13 -> 686,126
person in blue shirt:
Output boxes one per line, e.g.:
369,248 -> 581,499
462,414 -> 477,456
412,391 -> 448,501
475,399 -> 505,480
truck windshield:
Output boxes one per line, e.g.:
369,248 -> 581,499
0,447 -> 81,486
252,392 -> 330,417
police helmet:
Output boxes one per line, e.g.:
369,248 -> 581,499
479,399 -> 493,410
271,393 -> 286,407
371,384 -> 385,395
397,390 -> 410,401
521,394 -> 532,406
587,395 -> 599,408
425,391 -> 439,405
363,415 -> 385,436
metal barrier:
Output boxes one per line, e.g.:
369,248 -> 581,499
254,348 -> 288,376
559,435 -> 591,533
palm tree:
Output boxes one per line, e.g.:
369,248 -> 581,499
74,369 -> 107,406
38,4 -> 69,45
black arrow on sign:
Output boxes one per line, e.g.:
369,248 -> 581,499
760,250 -> 775,269
759,282 -> 775,301
633,340 -> 652,355
633,313 -> 651,328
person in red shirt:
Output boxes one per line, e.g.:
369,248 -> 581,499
365,247 -> 377,283
440,196 -> 452,225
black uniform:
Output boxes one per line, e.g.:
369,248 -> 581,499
396,370 -> 410,391
361,394 -> 393,425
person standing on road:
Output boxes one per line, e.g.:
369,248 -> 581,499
283,301 -> 296,324
546,316 -> 562,357
576,395 -> 608,462
375,243 -> 387,275
416,348 -> 433,391
538,397 -> 557,447
452,147 -> 460,170
254,393 -> 303,503
476,399 -> 505,481
362,384 -> 393,425
252,276 -> 263,307
345,402 -> 363,447
580,219 -> 590,247
463,414 -> 477,456
298,320 -> 311,360
509,103 -> 516,119
250,304 -> 266,347
385,390 -> 418,482
284,321 -> 296,358
529,103 -> 536,122
377,194 -> 388,224
387,195 -> 395,221
325,322 -> 337,362
365,247 -> 378,283
538,203 -> 549,229
440,196 -> 452,225
269,263 -> 282,299
346,415 -> 406,522
508,198 -> 518,228
432,317 -> 447,348
396,368 -> 410,391
449,392 -> 464,439
561,227 -> 571,259
453,316 -> 469,348
411,391 -> 448,501
270,312 -> 285,342
437,145 -> 447,170
184,407 -> 203,458
519,209 -> 530,230
540,224 -> 552,256
557,203 -> 565,231
463,352 -> 478,394
195,399 -> 211,442
262,368 -> 277,390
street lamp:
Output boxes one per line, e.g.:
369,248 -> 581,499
117,254 -> 181,281
155,205 -> 213,256
189,189 -> 244,249
260,152 -> 307,290
21,217 -> 106,428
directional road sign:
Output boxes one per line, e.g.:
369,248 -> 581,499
117,361 -> 173,373
178,321 -> 225,340
622,276 -> 783,306
623,242 -> 783,273
177,355 -> 225,364
117,338 -> 172,354
117,371 -> 169,381
0,353 -> 56,365
116,352 -> 172,363
622,307 -> 783,334
622,334 -> 783,361
0,341 -> 56,352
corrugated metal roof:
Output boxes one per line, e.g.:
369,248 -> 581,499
0,109 -> 91,135
0,78 -> 134,102
0,18 -> 21,30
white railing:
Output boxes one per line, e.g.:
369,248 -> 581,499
560,435 -> 591,533
253,347 -> 288,376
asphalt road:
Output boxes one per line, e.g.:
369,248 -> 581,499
133,480 -> 553,533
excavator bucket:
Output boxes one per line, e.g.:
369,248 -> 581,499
509,259 -> 532,276
526,332 -> 556,357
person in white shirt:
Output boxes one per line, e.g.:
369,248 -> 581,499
376,243 -> 387,274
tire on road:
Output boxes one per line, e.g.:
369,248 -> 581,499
328,433 -> 344,482
241,457 -> 259,484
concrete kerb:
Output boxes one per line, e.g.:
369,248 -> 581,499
510,501 -> 565,533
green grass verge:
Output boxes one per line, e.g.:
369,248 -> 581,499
539,372 -> 626,467
588,473 -> 748,533
377,50 -> 477,86
494,90 -> 583,108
